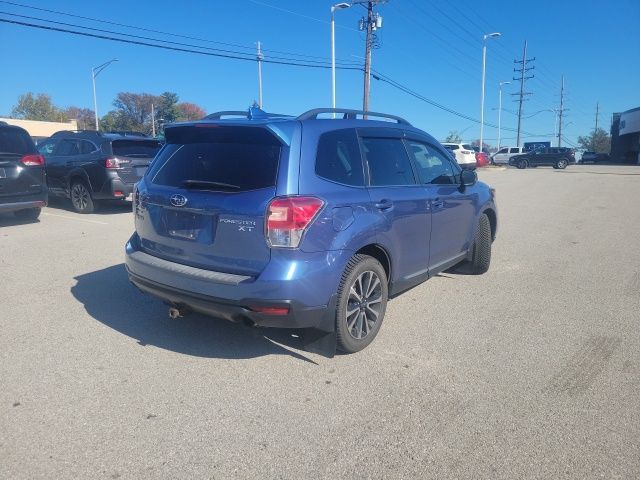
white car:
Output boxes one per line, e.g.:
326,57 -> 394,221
491,146 -> 525,165
441,143 -> 476,167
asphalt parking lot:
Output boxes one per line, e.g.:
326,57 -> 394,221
1,165 -> 639,479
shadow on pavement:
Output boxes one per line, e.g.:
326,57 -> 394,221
47,196 -> 134,215
71,263 -> 316,363
0,212 -> 41,227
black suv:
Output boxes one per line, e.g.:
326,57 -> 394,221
0,122 -> 47,220
509,147 -> 575,169
37,131 -> 162,213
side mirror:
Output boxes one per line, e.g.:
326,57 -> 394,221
461,169 -> 477,187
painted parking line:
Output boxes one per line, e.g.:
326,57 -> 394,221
42,212 -> 109,225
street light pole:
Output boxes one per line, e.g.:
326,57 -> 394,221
91,58 -> 118,131
497,80 -> 510,149
331,3 -> 351,118
480,33 -> 501,153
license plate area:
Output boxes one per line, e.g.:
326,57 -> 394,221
163,209 -> 211,242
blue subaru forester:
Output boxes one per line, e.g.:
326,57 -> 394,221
125,108 -> 497,356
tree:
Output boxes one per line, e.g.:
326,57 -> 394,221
577,128 -> 611,153
64,106 -> 96,130
472,139 -> 492,152
156,91 -> 180,124
100,110 -> 136,133
177,102 -> 206,121
11,92 -> 67,122
444,131 -> 462,143
111,92 -> 159,134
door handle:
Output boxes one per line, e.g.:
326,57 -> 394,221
375,199 -> 394,210
432,198 -> 444,209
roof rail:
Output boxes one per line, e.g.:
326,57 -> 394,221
51,129 -> 103,137
297,108 -> 412,126
203,106 -> 294,121
106,130 -> 149,137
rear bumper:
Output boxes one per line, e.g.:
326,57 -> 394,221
93,177 -> 135,200
0,195 -> 47,213
125,234 -> 350,331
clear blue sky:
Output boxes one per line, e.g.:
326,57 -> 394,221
1,0 -> 638,147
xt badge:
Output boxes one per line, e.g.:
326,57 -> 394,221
219,218 -> 256,232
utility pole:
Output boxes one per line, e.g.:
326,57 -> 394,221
151,103 -> 156,137
257,41 -> 264,108
512,40 -> 534,147
557,75 -> 565,147
355,1 -> 385,115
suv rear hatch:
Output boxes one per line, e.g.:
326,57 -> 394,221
134,125 -> 283,276
110,139 -> 162,184
0,126 -> 44,199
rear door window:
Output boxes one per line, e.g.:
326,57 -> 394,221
80,140 -> 97,154
111,140 -> 162,157
0,127 -> 36,154
315,129 -> 364,186
148,126 -> 281,191
361,137 -> 416,186
55,139 -> 80,156
509,148 -> 520,154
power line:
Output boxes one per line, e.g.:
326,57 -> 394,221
0,0 -> 359,64
512,40 -> 535,147
0,10 -> 548,139
0,16 -> 364,70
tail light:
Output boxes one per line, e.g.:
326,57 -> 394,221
20,154 -> 45,166
266,196 -> 324,248
105,157 -> 121,169
461,150 -> 474,155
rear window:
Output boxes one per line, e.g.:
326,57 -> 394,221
462,144 -> 473,151
444,144 -> 458,150
315,129 -> 364,186
0,127 -> 36,155
112,140 -> 162,158
148,126 -> 281,191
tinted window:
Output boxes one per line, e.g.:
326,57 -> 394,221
462,144 -> 473,151
509,148 -> 520,153
112,140 -> 162,157
497,148 -> 508,154
55,139 -> 80,156
81,140 -> 97,154
149,126 -> 281,191
37,140 -> 56,156
406,141 -> 455,185
362,138 -> 416,186
315,129 -> 364,186
444,144 -> 459,150
0,127 -> 36,155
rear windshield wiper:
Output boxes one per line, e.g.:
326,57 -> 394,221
182,180 -> 241,191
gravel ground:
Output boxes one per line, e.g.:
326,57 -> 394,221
1,164 -> 639,479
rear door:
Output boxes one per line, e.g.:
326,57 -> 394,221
47,139 -> 79,192
135,125 -> 282,276
360,132 -> 431,281
111,139 -> 162,185
0,126 -> 43,200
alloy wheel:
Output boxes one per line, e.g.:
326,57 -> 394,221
71,183 -> 90,211
345,270 -> 383,340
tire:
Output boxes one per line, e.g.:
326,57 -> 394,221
556,158 -> 568,169
335,254 -> 388,353
70,180 -> 95,214
469,213 -> 492,274
517,159 -> 528,169
14,207 -> 41,220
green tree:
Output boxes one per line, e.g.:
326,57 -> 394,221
111,92 -> 159,134
100,110 -> 136,133
444,131 -> 462,143
11,92 -> 67,122
577,128 -> 611,153
156,92 -> 180,124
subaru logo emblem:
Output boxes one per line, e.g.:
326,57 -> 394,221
170,194 -> 188,207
